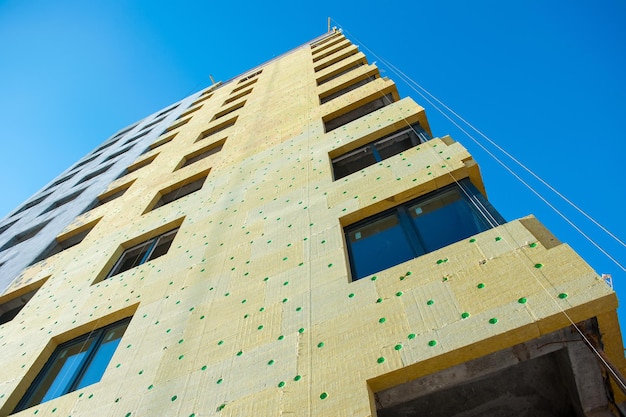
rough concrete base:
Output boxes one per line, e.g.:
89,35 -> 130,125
375,319 -> 620,417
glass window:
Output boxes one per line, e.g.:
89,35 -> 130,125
102,146 -> 132,162
345,180 -> 505,281
324,93 -> 394,132
45,173 -> 76,190
347,213 -> 416,280
139,116 -> 165,132
40,189 -> 86,215
14,318 -> 131,412
317,61 -> 364,86
151,175 -> 208,210
76,165 -> 113,185
0,221 -> 51,252
333,147 -> 377,180
0,220 -> 18,236
319,77 -> 374,104
96,181 -> 134,206
196,117 -> 237,142
332,124 -> 431,180
10,194 -> 51,217
314,49 -> 359,73
106,228 -> 178,279
407,188 -> 488,253
238,70 -> 261,83
68,155 -> 99,172
179,143 -> 224,169
31,220 -> 99,265
0,286 -> 42,325
147,230 -> 177,259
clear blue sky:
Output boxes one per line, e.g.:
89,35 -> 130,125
1,1 -> 625,339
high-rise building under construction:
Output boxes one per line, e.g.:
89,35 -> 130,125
0,30 -> 625,417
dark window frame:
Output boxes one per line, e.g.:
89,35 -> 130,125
31,219 -> 99,264
178,141 -> 224,170
238,70 -> 262,83
223,88 -> 252,105
345,180 -> 505,281
150,174 -> 208,211
124,130 -> 152,146
319,76 -> 377,105
312,39 -> 351,62
196,117 -> 237,142
311,34 -> 345,55
231,78 -> 257,94
121,154 -> 159,177
76,165 -> 113,185
102,146 -> 132,162
40,189 -> 85,215
149,133 -> 177,151
93,139 -> 119,154
332,123 -> 431,180
156,105 -> 177,118
323,93 -> 395,133
0,221 -> 50,252
69,155 -> 99,172
96,181 -> 134,206
212,101 -> 245,121
110,124 -> 138,140
45,172 -> 77,190
177,104 -> 203,120
105,228 -> 178,279
310,32 -> 343,49
316,61 -> 364,86
0,220 -> 17,236
139,116 -> 166,132
0,284 -> 44,326
10,194 -> 52,217
163,117 -> 191,134
313,48 -> 359,73
13,317 -> 131,412
190,93 -> 213,107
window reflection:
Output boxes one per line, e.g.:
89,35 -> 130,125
345,180 -> 505,281
15,318 -> 131,412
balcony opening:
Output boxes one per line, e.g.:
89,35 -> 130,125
372,319 -> 615,417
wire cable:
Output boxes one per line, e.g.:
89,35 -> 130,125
329,21 -> 626,392
332,20 -> 625,273
384,59 -> 626,249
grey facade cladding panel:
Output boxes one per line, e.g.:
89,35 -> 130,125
0,92 -> 203,294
